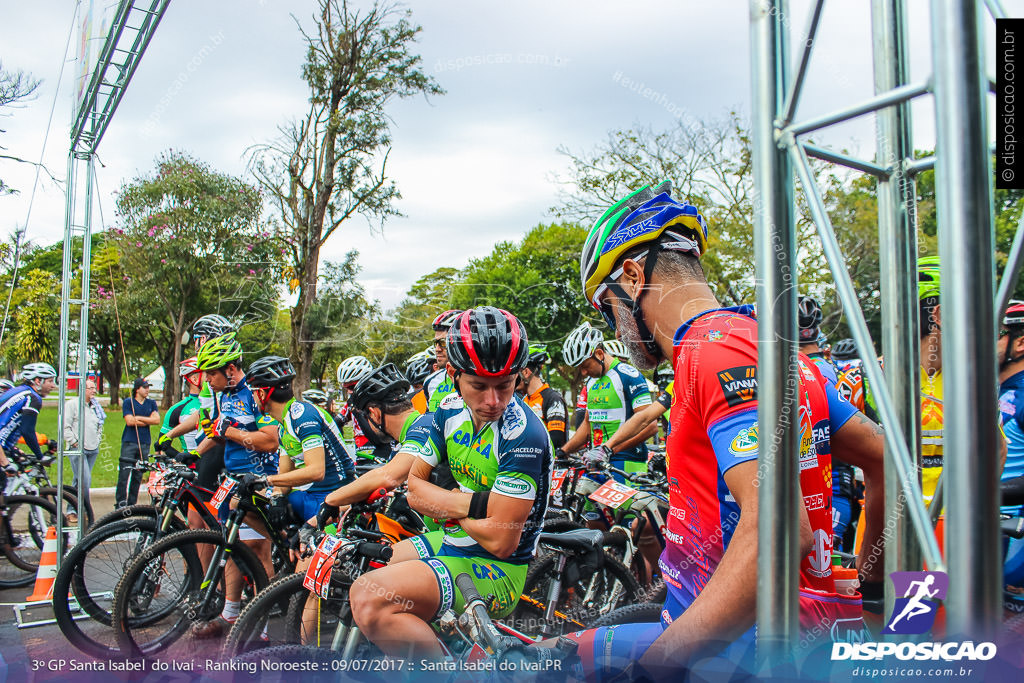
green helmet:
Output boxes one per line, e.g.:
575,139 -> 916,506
196,332 -> 243,370
918,256 -> 940,301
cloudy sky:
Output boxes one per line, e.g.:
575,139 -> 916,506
0,0 -> 1014,311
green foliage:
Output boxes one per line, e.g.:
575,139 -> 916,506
307,251 -> 379,385
10,268 -> 58,363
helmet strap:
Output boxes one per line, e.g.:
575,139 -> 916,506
1001,330 -> 1024,369
604,244 -> 663,360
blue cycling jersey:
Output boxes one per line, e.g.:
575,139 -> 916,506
209,376 -> 279,475
280,398 -> 356,492
0,384 -> 44,457
999,370 -> 1024,510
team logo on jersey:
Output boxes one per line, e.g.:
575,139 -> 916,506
617,363 -> 640,378
289,402 -> 305,419
730,423 -> 758,456
500,402 -> 527,440
705,330 -> 724,342
439,393 -> 464,410
547,403 -> 566,419
717,366 -> 758,407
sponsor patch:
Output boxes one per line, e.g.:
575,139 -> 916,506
289,401 -> 306,419
547,404 -> 566,419
439,393 -> 464,410
493,476 -> 534,497
500,402 -> 527,440
729,423 -> 758,456
717,365 -> 757,407
617,363 -> 640,378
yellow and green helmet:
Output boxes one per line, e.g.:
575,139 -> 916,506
917,256 -> 941,301
196,332 -> 243,370
579,180 -> 708,311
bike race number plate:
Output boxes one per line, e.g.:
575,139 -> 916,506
146,463 -> 168,497
303,534 -> 342,599
588,480 -> 639,510
550,469 -> 569,492
210,476 -> 239,512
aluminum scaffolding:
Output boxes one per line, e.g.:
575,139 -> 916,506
54,0 -> 170,570
751,0 -> 1007,651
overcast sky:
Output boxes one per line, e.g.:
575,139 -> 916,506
0,0 -> 1015,311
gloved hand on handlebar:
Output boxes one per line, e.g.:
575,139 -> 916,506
46,441 -> 58,455
201,415 -> 240,440
156,433 -> 173,451
582,444 -> 612,471
238,473 -> 268,490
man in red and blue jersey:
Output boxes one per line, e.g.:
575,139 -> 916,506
572,181 -> 886,678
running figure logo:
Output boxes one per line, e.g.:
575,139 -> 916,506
882,571 -> 948,634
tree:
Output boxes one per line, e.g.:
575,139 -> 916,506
0,63 -> 46,196
111,151 -> 281,407
9,268 -> 58,364
248,0 -> 443,388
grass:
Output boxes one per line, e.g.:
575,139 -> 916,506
34,404 -> 139,488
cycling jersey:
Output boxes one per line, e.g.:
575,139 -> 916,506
919,369 -> 943,504
280,399 -> 356,493
807,352 -> 840,385
0,383 -> 44,457
998,370 -> 1024,502
523,382 -> 567,448
663,305 -> 857,619
208,376 -> 279,476
835,361 -> 866,413
160,395 -> 204,452
402,392 -> 552,565
583,358 -> 652,463
335,402 -> 371,453
422,368 -> 457,413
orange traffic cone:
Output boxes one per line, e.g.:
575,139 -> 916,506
26,526 -> 58,602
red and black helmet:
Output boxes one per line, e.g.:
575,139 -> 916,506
432,309 -> 465,332
1005,300 -> 1024,328
446,307 -> 529,377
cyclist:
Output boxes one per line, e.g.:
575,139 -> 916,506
349,307 -> 551,658
559,322 -> 656,480
832,338 -> 868,414
300,388 -> 329,408
996,301 -> 1024,593
570,180 -> 886,674
245,356 -> 356,521
417,309 -> 463,413
334,355 -> 377,459
190,332 -> 280,638
798,295 -> 840,384
602,339 -> 631,362
155,357 -> 205,457
406,352 -> 434,413
0,362 -> 58,470
518,345 -> 568,449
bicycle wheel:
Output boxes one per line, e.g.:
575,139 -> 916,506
507,550 -> 642,636
53,516 -> 172,658
587,602 -> 663,628
222,572 -> 350,658
111,529 -> 269,659
91,504 -> 160,530
0,494 -> 62,588
37,485 -> 94,529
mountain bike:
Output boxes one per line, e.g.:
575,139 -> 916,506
0,486 -> 66,588
5,447 -> 92,528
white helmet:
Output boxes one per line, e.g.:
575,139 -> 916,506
406,350 -> 430,365
336,355 -> 373,385
563,322 -> 604,367
424,345 -> 437,362
21,362 -> 57,380
602,339 -> 630,361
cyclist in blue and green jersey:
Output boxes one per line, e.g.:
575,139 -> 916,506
560,321 -> 656,480
417,309 -> 463,413
156,357 -> 205,456
997,302 -> 1024,594
246,356 -> 357,521
350,307 -> 551,658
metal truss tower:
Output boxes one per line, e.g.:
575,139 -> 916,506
751,0 -> 1009,653
55,0 -> 170,562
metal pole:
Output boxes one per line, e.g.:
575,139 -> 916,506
905,156 -> 936,176
56,151 -> 77,567
75,158 -> 95,538
802,143 -> 890,178
871,0 -> 922,626
996,211 -> 1024,316
786,80 -> 931,137
790,141 -> 944,571
931,0 -> 1001,638
780,0 -> 825,127
751,0 -> 800,657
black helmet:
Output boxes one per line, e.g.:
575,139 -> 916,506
246,356 -> 296,388
349,363 -> 411,412
446,307 -> 529,377
192,314 -> 234,340
525,344 -> 550,371
831,338 -> 858,361
654,366 -> 674,389
797,295 -> 823,342
405,356 -> 434,386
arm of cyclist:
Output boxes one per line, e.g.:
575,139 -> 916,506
829,410 -> 886,582
407,457 -> 471,520
324,452 -> 417,507
268,445 -> 325,488
224,423 -> 279,452
560,413 -> 592,455
19,401 -> 45,458
611,420 -> 659,455
601,400 -> 666,453
641,460 -> 814,669
458,492 -> 534,560
268,449 -> 298,495
162,410 -> 200,441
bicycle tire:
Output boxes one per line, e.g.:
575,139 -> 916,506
37,485 -> 94,529
111,528 -> 269,658
587,602 -> 663,628
0,494 -> 62,587
507,549 -> 642,637
222,572 -> 349,658
91,504 -> 161,530
53,516 -> 171,658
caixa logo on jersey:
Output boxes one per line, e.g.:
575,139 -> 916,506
831,570 -> 998,662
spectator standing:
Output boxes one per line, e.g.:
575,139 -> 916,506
117,377 -> 160,507
62,378 -> 105,521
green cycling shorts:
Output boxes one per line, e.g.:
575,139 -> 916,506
408,529 -> 527,620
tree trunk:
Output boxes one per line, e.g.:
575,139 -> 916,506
290,241 -> 322,391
